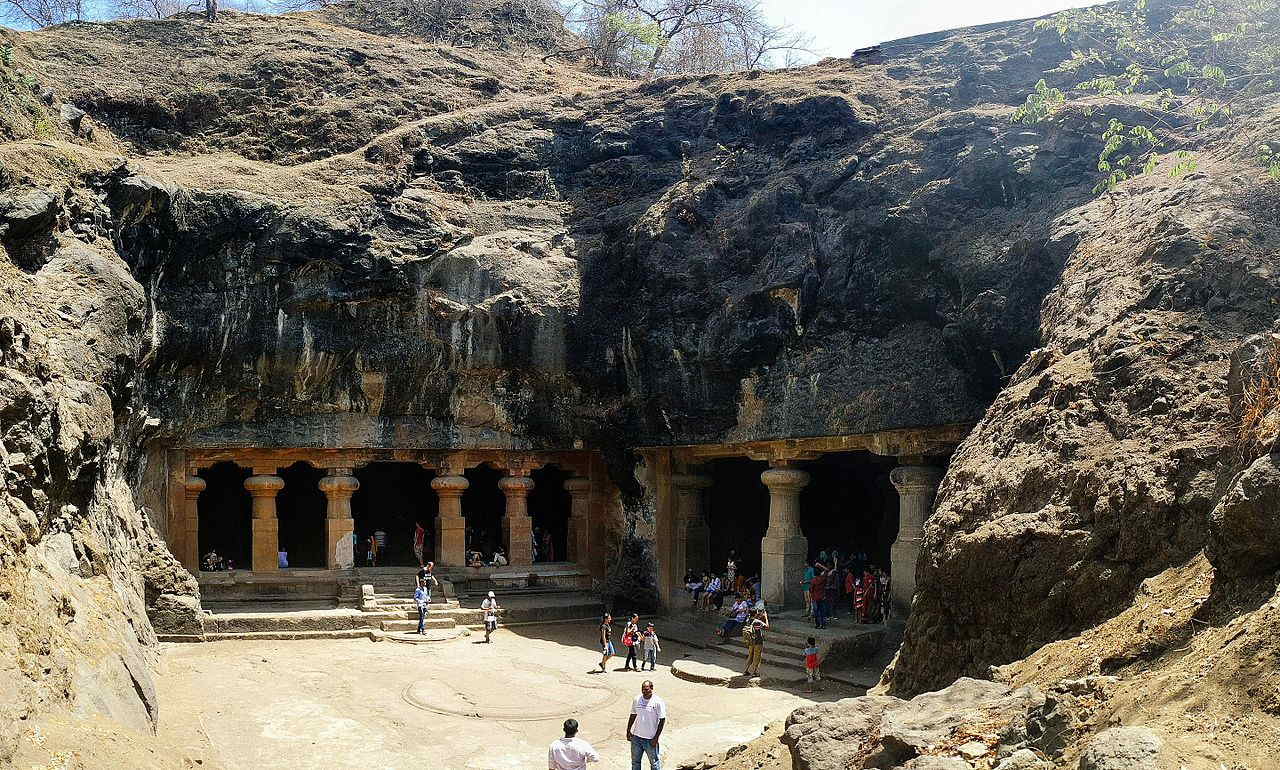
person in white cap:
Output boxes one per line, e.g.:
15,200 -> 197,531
481,590 -> 499,643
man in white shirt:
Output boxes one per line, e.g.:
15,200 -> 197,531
548,718 -> 599,770
625,680 -> 666,770
481,590 -> 498,643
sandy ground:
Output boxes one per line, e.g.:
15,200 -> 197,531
152,622 -> 854,769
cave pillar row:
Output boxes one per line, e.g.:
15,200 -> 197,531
564,476 -> 592,565
245,468 -> 285,572
500,472 -> 535,566
889,463 -> 945,619
320,467 -> 359,570
760,462 -> 810,610
180,472 -> 205,573
672,472 -> 713,579
432,472 -> 469,567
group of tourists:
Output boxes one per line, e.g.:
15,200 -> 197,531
547,679 -> 667,770
683,550 -> 762,613
597,612 -> 663,673
802,549 -> 891,629
200,550 -> 234,571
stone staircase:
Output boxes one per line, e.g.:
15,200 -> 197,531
657,610 -> 886,687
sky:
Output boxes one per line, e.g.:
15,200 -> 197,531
757,0 -> 1098,58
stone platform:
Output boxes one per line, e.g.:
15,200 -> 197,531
657,608 -> 889,689
671,659 -> 761,687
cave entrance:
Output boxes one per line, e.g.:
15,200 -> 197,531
704,457 -> 770,581
529,465 -> 572,562
351,462 -> 437,567
463,464 -> 504,557
276,461 -> 326,569
197,461 -> 252,570
799,450 -> 899,571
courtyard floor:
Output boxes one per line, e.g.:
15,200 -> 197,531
154,621 -> 857,769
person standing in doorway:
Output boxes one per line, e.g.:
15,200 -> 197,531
725,549 -> 738,588
412,521 -> 426,568
597,613 -> 614,672
481,590 -> 498,643
623,613 -> 641,671
374,528 -> 387,563
549,718 -> 599,770
626,679 -> 666,770
640,622 -> 661,671
414,581 -> 430,634
366,534 -> 378,567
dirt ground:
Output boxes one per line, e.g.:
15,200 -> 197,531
145,622 -> 853,769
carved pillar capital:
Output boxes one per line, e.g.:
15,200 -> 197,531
183,475 -> 207,499
498,474 -> 535,497
760,467 -> 811,493
319,473 -> 360,500
431,474 -> 470,498
244,474 -> 285,497
890,465 -> 944,495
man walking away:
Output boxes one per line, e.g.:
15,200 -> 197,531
626,680 -> 666,770
549,718 -> 599,770
414,582 -> 430,635
482,590 -> 498,643
641,622 -> 661,671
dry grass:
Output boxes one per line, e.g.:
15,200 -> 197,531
1238,337 -> 1280,459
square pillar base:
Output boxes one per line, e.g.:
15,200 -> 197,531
252,518 -> 279,572
503,516 -> 533,565
326,518 -> 355,569
436,515 -> 465,567
761,534 -> 807,610
890,540 -> 921,618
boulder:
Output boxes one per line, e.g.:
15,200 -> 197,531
1207,453 -> 1280,576
784,679 -> 1051,770
1077,727 -> 1163,770
994,748 -> 1055,769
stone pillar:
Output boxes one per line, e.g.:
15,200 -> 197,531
760,465 -> 810,610
245,470 -> 285,572
180,474 -> 205,572
432,474 -> 469,566
672,473 -> 712,577
499,474 -> 535,566
889,464 -> 944,619
319,468 -> 359,570
564,477 -> 591,565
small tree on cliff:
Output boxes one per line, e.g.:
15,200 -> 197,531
1015,0 -> 1280,192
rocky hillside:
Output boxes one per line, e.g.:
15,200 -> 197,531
0,1 -> 1277,766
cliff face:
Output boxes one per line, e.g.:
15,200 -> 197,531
25,10 -> 1089,454
2,3 -> 1278,761
0,78 -> 199,758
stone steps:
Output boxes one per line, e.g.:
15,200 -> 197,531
202,629 -> 377,642
380,617 -> 458,632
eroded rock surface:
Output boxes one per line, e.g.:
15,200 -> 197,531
782,677 -> 1057,769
